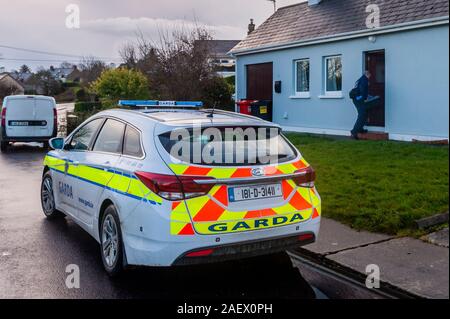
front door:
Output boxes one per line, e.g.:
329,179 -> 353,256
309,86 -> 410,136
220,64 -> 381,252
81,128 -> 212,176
365,50 -> 386,127
246,63 -> 273,101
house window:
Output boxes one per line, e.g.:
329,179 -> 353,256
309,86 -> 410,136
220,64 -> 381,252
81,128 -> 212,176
294,59 -> 310,98
324,55 -> 342,96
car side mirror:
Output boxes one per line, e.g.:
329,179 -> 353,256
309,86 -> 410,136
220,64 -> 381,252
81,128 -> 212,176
49,137 -> 65,150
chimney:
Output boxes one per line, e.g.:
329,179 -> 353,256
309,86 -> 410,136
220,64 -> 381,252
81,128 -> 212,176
248,19 -> 255,35
308,0 -> 322,5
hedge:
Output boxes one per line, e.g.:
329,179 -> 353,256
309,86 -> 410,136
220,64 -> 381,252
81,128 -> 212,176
74,101 -> 102,113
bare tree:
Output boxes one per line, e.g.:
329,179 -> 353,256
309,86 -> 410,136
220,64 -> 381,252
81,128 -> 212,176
119,43 -> 138,69
30,70 -> 62,96
117,24 -> 233,108
79,56 -> 107,84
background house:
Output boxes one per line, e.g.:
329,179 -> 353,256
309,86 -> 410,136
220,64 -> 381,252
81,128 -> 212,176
231,0 -> 449,141
0,72 -> 25,96
196,40 -> 241,78
49,65 -> 78,83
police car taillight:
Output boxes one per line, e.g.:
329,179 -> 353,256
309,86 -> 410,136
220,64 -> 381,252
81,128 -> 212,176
293,166 -> 316,188
1,107 -> 6,127
135,172 -> 216,201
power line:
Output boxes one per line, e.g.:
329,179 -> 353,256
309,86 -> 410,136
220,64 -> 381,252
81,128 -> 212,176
0,57 -> 121,63
0,44 -> 119,61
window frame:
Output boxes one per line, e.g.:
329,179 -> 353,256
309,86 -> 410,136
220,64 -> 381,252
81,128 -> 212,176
91,118 -> 127,156
293,58 -> 311,98
65,117 -> 106,152
157,126 -> 298,167
323,55 -> 343,97
122,124 -> 145,159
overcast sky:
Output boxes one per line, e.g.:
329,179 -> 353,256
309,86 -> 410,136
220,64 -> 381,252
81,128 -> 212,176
0,0 -> 303,72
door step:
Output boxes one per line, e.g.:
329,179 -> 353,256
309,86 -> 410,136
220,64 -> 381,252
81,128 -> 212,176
357,131 -> 389,141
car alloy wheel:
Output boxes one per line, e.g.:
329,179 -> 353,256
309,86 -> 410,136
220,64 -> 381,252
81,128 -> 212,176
102,214 -> 119,268
41,175 -> 56,215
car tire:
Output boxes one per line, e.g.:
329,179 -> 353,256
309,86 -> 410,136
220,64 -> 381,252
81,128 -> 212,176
43,141 -> 50,150
0,141 -> 8,153
100,205 -> 124,277
41,171 -> 65,219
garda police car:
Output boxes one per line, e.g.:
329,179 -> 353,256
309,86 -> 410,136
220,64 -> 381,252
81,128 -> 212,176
41,101 -> 321,276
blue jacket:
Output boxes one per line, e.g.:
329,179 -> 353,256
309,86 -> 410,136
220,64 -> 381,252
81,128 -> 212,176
356,75 -> 369,101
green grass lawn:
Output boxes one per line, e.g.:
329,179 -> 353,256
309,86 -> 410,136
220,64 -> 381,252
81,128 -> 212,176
285,133 -> 449,236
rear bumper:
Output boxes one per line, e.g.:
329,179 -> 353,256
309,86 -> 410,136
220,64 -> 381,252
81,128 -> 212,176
122,216 -> 321,267
1,134 -> 56,143
172,232 -> 315,266
1,126 -> 57,143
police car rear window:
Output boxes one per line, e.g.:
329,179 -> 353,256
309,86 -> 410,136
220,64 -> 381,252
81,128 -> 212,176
123,126 -> 143,158
93,119 -> 125,154
159,126 -> 297,166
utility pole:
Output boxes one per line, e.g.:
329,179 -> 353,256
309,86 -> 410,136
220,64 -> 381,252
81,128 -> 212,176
267,0 -> 277,12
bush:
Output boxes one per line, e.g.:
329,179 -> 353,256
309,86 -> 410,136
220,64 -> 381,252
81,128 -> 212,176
224,75 -> 235,86
75,88 -> 89,102
54,89 -> 76,103
62,82 -> 80,89
74,101 -> 102,113
67,110 -> 99,135
91,68 -> 150,102
201,76 -> 234,111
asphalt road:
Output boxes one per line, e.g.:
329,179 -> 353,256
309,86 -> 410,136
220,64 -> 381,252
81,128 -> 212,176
0,144 -> 315,299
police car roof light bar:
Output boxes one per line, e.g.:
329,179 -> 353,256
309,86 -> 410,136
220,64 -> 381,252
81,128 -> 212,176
118,100 -> 203,109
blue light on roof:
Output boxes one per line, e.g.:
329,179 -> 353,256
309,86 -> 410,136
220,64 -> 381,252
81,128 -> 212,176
118,100 -> 203,108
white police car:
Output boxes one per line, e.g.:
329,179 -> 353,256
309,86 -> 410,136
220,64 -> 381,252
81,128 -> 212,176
41,101 -> 321,276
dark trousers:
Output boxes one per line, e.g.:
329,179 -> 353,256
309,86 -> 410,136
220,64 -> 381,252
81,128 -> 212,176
351,99 -> 368,135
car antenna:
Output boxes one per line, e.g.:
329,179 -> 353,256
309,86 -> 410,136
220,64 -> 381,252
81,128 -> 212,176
207,102 -> 217,118
207,95 -> 222,118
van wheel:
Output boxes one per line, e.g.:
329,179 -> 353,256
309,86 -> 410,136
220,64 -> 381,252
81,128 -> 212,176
41,171 -> 65,219
1,141 -> 8,153
100,205 -> 124,277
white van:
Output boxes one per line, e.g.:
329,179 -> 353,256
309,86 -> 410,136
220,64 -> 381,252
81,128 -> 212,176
1,95 -> 57,152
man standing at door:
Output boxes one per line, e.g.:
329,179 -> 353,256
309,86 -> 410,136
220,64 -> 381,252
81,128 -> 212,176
351,70 -> 371,139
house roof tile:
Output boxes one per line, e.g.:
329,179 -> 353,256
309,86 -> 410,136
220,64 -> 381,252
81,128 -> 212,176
231,0 -> 449,53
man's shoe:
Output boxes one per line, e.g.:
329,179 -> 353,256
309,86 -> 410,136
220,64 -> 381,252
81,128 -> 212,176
351,132 -> 359,140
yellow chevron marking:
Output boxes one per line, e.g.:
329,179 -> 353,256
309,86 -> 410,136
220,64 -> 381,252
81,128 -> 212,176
170,222 -> 189,235
297,187 -> 313,205
217,211 -> 248,221
310,187 -> 322,216
272,203 -> 297,215
169,164 -> 189,175
185,196 -> 210,218
207,168 -> 236,179
171,201 -> 191,223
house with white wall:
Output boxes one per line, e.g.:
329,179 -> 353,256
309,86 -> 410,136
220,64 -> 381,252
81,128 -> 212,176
230,0 -> 449,141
